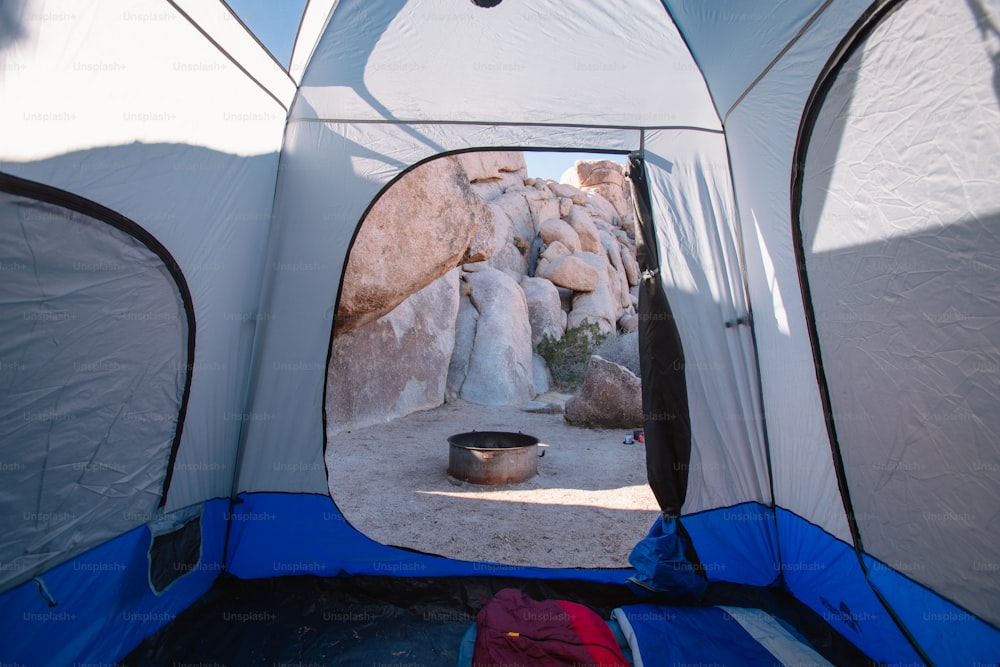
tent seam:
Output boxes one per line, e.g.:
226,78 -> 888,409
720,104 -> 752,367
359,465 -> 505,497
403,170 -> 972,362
290,0 -> 341,87
724,0 -> 836,124
285,117 -> 725,134
217,0 -> 298,82
164,0 -> 290,112
657,1 -> 726,129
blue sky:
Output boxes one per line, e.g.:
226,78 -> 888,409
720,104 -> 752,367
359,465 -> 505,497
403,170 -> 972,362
226,0 -> 306,66
523,152 -> 626,182
224,2 -> 625,182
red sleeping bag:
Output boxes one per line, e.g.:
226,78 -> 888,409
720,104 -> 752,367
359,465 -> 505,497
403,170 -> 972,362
472,588 -> 630,667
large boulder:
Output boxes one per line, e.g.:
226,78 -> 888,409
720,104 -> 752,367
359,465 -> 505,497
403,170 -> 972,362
532,354 -> 552,395
599,230 -> 633,309
565,205 -> 602,254
566,253 -> 622,335
538,254 -> 600,292
457,151 -> 527,183
539,218 -> 581,253
336,156 -> 493,334
573,160 -> 626,189
457,151 -> 528,200
558,197 -> 573,218
618,312 -> 639,333
327,270 -> 460,433
548,181 -> 589,205
533,239 -> 572,278
489,190 -> 536,248
568,160 -> 629,217
480,197 -> 528,274
584,192 -> 620,226
521,276 -> 564,345
463,210 -> 497,264
588,182 -> 632,223
522,187 -> 561,231
619,237 -> 641,286
564,355 -> 643,429
446,287 -> 479,399
541,240 -> 572,262
460,268 -> 534,405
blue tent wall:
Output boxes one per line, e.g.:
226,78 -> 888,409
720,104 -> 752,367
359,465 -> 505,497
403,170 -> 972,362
0,499 -> 228,666
5,493 -> 996,666
223,493 -> 633,583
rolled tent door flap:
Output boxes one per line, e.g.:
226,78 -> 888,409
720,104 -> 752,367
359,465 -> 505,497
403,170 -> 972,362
624,152 -> 706,600
628,152 -> 693,518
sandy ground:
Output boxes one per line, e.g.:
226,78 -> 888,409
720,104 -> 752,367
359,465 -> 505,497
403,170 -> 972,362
326,397 -> 661,569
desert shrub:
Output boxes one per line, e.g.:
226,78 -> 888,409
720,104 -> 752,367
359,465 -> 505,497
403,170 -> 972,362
536,320 -> 608,390
591,330 -> 640,376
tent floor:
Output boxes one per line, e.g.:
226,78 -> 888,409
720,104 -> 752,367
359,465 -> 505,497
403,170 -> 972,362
123,574 -> 875,666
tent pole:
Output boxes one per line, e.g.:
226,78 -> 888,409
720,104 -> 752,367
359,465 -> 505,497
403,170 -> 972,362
721,143 -> 785,590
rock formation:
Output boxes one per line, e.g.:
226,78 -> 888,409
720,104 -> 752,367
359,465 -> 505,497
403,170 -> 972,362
326,153 -> 642,434
454,267 -> 534,405
326,269 -> 460,431
564,356 -> 644,429
521,277 -> 563,345
335,156 -> 494,335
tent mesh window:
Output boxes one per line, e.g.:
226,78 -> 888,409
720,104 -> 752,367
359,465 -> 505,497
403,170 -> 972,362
0,177 -> 193,592
150,516 -> 203,594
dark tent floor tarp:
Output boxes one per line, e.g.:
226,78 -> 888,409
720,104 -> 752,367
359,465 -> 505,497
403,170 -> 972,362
123,575 -> 875,666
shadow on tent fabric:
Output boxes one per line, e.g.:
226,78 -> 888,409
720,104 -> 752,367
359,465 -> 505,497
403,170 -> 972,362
0,0 -> 27,52
626,153 -> 708,601
965,0 -> 1000,109
296,0 -> 445,155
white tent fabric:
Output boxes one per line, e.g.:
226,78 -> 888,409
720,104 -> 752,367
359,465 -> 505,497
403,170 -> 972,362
292,0 -> 719,129
0,191 -> 188,592
2,0 -> 999,662
726,0 -> 874,543
800,0 -> 1000,625
171,0 -> 297,107
662,0 -> 831,119
1,0 -> 284,520
288,0 -> 339,82
0,0 -> 287,160
643,129 -> 771,512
